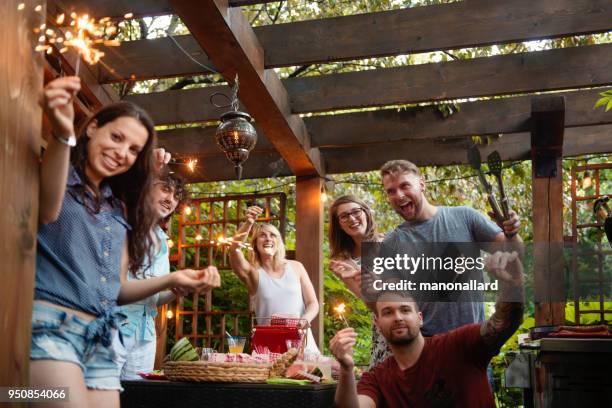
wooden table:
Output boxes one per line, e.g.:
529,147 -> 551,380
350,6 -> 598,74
121,380 -> 336,408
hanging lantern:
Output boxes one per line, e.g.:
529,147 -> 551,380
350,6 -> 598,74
215,111 -> 257,179
213,75 -> 257,179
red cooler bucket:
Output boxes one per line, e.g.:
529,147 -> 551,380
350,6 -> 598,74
251,316 -> 306,354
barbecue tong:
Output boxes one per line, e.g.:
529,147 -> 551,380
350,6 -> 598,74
467,146 -> 512,236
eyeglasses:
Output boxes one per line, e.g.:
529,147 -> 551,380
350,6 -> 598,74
338,208 -> 364,223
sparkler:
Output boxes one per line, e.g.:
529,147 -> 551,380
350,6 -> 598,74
187,158 -> 198,172
30,7 -> 123,76
334,303 -> 349,328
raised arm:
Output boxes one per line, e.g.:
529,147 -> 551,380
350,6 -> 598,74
228,206 -> 261,294
39,77 -> 81,224
480,251 -> 525,351
330,328 -> 376,408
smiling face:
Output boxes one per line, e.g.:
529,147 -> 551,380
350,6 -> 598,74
336,202 -> 368,240
151,181 -> 180,220
85,116 -> 149,186
382,171 -> 425,222
375,300 -> 423,346
255,225 -> 280,257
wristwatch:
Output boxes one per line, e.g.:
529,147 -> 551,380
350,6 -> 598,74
54,133 -> 77,147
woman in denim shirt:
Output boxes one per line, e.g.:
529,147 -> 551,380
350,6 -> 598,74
32,77 -> 220,408
115,171 -> 186,379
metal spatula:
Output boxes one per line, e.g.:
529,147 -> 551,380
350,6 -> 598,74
487,151 -> 510,220
467,146 -> 504,224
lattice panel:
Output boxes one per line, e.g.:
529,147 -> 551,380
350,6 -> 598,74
570,163 -> 612,324
171,193 -> 287,349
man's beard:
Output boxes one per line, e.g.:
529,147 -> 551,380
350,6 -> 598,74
385,326 -> 419,346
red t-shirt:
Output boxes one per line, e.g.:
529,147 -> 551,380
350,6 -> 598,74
357,324 -> 496,408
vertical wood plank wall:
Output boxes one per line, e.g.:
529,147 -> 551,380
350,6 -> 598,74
295,176 -> 324,347
0,0 -> 45,392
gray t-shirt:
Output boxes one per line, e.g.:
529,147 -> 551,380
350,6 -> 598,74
383,206 -> 501,336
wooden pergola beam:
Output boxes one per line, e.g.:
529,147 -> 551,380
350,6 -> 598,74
286,43 -> 612,113
125,44 -> 612,123
307,89 -> 611,147
530,96 -> 566,326
168,151 -> 292,183
48,0 -> 274,19
94,0 -> 612,83
167,0 -> 324,177
157,125 -> 275,157
321,125 -> 612,174
1,0 -> 44,389
162,124 -> 612,182
156,88 -> 611,158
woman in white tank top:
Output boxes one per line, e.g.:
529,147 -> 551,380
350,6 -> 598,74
229,206 -> 320,354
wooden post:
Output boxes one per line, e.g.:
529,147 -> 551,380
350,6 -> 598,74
295,176 -> 324,348
531,96 -> 566,326
0,0 -> 45,391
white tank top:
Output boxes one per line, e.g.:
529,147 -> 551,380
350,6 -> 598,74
254,262 -> 320,354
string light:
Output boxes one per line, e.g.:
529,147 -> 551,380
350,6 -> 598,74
167,238 -> 174,248
195,234 -> 203,241
582,170 -> 593,189
183,206 -> 192,216
166,309 -> 174,319
187,159 -> 198,172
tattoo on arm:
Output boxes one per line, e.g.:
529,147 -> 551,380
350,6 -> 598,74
481,295 -> 524,351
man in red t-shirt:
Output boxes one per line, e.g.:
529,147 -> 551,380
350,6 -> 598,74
330,251 -> 524,408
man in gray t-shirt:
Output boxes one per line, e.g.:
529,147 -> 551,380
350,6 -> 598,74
379,160 -> 522,336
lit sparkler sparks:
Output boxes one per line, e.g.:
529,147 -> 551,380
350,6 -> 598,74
31,8 -> 125,76
334,303 -> 349,328
187,158 -> 198,172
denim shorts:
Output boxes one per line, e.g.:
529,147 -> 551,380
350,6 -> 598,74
30,302 -> 124,391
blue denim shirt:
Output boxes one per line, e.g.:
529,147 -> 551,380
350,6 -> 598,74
36,164 -> 130,345
119,226 -> 169,342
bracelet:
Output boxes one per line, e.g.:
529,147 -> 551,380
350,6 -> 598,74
53,133 -> 76,147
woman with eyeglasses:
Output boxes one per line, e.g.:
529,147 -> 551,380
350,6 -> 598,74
328,195 -> 390,369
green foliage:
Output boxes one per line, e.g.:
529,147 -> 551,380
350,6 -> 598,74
594,89 -> 612,112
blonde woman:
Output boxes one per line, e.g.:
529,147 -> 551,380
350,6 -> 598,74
229,206 -> 320,354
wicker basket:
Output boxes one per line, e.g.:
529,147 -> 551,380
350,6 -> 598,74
164,360 -> 271,383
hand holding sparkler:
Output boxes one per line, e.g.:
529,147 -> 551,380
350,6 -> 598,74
153,147 -> 172,172
245,205 -> 263,225
334,303 -> 350,328
41,76 -> 80,141
329,327 -> 357,369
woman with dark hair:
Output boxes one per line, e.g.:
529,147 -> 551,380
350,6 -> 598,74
32,77 -> 219,408
115,171 -> 190,380
328,195 -> 390,369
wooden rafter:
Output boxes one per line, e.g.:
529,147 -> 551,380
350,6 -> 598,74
96,0 -> 612,83
285,43 -> 612,113
162,123 -> 612,182
322,124 -> 612,174
167,0 -> 324,177
306,89 -> 612,147
156,88 -> 612,155
123,44 -> 612,124
48,0 -> 277,19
